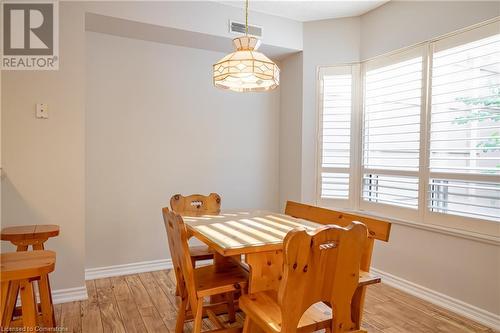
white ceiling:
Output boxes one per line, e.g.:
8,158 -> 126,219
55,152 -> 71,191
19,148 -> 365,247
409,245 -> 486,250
217,0 -> 389,22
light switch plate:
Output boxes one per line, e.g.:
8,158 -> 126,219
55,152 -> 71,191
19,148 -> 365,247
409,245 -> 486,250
36,103 -> 48,119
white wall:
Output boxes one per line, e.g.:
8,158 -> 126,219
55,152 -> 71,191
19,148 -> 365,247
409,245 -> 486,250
301,18 -> 360,203
279,52 -> 303,209
85,32 -> 280,268
1,3 -> 86,290
84,1 -> 303,51
361,1 -> 500,59
373,225 -> 500,315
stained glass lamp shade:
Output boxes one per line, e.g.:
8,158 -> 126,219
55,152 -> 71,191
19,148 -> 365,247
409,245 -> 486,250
213,36 -> 280,92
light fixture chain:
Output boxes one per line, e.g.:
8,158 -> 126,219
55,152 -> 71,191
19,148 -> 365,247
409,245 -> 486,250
245,0 -> 249,35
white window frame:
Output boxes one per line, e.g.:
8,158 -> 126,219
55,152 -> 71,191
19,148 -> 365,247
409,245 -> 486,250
316,64 -> 361,210
315,18 -> 500,238
359,46 -> 427,222
425,21 -> 500,236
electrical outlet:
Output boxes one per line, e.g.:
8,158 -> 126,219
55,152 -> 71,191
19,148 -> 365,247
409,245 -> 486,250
36,103 -> 48,119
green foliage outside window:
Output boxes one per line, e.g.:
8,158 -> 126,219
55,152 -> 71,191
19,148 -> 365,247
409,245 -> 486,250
452,87 -> 500,172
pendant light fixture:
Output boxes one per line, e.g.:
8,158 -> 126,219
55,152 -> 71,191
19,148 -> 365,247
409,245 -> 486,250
213,0 -> 280,92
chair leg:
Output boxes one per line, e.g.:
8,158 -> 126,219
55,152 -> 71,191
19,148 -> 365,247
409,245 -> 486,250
38,275 -> 55,328
244,317 -> 265,333
175,296 -> 188,333
332,298 -> 354,333
173,268 -> 182,297
351,286 -> 366,329
175,285 -> 181,297
19,280 -> 37,329
227,292 -> 236,323
192,300 -> 203,333
242,316 -> 252,333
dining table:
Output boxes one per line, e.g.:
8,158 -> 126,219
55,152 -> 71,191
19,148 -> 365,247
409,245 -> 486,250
181,207 -> 385,331
183,210 -> 324,294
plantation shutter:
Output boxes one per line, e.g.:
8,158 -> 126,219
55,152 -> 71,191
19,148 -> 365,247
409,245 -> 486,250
428,22 -> 500,223
318,66 -> 357,206
361,48 -> 425,217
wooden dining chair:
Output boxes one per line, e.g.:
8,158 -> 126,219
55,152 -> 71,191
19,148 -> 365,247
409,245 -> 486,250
170,193 -> 222,215
284,201 -> 391,329
162,208 -> 248,333
170,193 -> 222,265
239,223 -> 375,333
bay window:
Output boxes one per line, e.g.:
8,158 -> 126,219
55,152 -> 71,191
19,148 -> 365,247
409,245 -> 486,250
317,19 -> 499,236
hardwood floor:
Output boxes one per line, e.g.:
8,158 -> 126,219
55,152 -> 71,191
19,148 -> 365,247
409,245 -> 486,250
55,269 -> 495,333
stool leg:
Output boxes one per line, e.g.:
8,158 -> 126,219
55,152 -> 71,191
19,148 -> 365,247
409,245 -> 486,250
3,281 -> 19,327
16,245 -> 29,252
11,241 -> 29,323
1,281 -> 10,327
47,279 -> 55,325
19,280 -> 37,329
32,243 -> 45,251
38,274 -> 55,327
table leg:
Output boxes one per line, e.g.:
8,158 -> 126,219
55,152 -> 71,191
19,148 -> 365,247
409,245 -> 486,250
213,252 -> 241,272
245,251 -> 283,294
209,253 -> 241,306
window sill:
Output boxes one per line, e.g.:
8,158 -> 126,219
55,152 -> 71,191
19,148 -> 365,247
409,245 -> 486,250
338,208 -> 500,246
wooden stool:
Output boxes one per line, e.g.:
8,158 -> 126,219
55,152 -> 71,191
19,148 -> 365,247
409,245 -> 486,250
1,251 -> 56,330
1,225 -> 59,251
0,225 -> 59,326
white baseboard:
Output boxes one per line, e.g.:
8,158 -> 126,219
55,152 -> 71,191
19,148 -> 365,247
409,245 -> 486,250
18,286 -> 89,306
52,286 -> 88,304
84,258 -> 213,280
371,267 -> 500,331
85,259 -> 173,280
